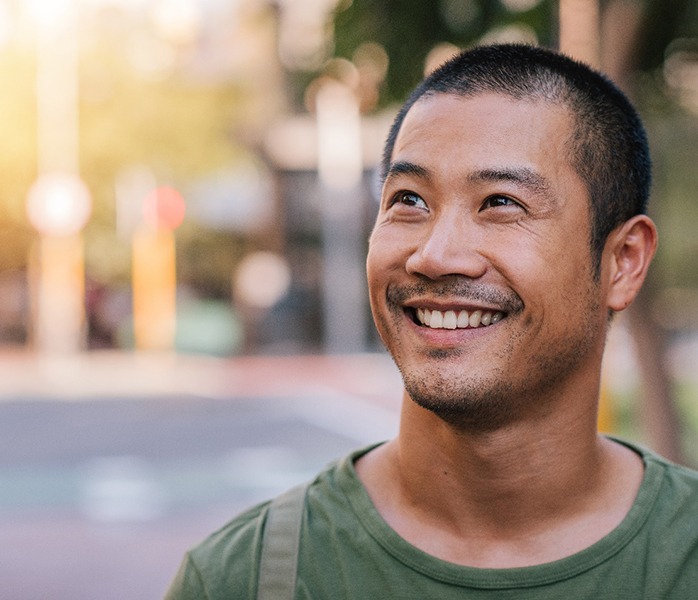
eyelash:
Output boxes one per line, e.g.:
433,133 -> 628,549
480,194 -> 521,210
390,191 -> 428,210
389,192 -> 522,212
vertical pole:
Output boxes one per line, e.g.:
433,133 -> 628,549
132,229 -> 177,352
316,80 -> 367,354
30,0 -> 88,354
31,235 -> 85,353
35,0 -> 80,175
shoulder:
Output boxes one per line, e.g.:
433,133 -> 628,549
164,446 -> 376,600
639,453 -> 698,594
638,442 -> 698,505
191,501 -> 270,577
611,437 -> 698,501
164,501 -> 271,600
629,442 -> 698,552
610,438 -> 698,541
651,454 -> 698,512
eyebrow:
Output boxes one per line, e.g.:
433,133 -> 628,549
466,167 -> 552,196
383,160 -> 432,184
384,161 -> 553,199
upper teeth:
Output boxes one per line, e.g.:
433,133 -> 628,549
416,308 -> 504,329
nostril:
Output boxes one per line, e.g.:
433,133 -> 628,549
405,233 -> 488,281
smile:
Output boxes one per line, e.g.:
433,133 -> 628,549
414,308 -> 505,330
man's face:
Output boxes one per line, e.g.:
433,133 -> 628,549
367,93 -> 610,429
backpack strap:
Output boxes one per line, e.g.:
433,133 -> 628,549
256,482 -> 309,600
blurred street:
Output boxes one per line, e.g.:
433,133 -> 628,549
0,351 -> 402,600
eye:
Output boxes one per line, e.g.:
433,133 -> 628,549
480,194 -> 521,211
391,191 -> 428,211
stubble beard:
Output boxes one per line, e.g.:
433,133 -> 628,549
376,279 -> 603,433
398,327 -> 598,433
401,358 -> 518,432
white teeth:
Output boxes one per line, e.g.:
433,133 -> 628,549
423,308 -> 431,326
414,308 -> 504,329
429,310 -> 443,328
457,310 -> 470,328
443,310 -> 457,329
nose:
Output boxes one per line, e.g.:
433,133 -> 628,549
405,211 -> 487,280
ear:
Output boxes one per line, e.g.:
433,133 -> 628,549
604,215 -> 658,312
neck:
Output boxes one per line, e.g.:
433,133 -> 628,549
355,387 -> 644,567
395,391 -> 603,518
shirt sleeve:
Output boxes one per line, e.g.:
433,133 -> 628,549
163,553 -> 209,600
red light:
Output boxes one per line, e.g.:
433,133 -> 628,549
143,186 -> 186,231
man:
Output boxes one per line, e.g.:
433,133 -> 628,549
165,44 -> 698,599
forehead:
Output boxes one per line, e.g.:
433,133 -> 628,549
390,92 -> 577,181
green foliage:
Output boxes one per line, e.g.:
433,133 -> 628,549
175,222 -> 247,299
77,40 -> 252,288
331,0 -> 554,106
0,32 -> 251,279
633,0 -> 698,72
79,41 -> 247,222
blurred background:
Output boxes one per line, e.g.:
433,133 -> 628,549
0,0 -> 697,597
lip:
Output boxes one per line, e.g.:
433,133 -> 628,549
404,314 -> 495,349
403,300 -> 506,313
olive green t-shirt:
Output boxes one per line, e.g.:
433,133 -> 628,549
164,440 -> 698,599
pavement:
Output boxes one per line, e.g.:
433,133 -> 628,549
0,350 -> 403,600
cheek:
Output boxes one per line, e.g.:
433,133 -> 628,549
366,236 -> 390,309
366,229 -> 413,331
496,224 -> 586,277
366,228 -> 408,282
488,233 -> 593,321
365,237 -> 401,347
365,237 -> 381,282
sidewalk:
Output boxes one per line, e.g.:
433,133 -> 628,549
0,349 -> 403,405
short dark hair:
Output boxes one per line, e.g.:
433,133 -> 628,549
381,44 -> 652,274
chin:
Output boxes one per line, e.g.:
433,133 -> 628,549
401,368 -> 521,432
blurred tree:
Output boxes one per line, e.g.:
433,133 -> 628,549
332,0 -> 556,107
78,33 -> 249,287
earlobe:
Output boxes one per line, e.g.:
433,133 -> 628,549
605,215 -> 658,312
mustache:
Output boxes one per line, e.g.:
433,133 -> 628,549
386,280 -> 524,314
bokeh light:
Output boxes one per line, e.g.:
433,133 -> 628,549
26,172 -> 92,236
142,186 -> 186,232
